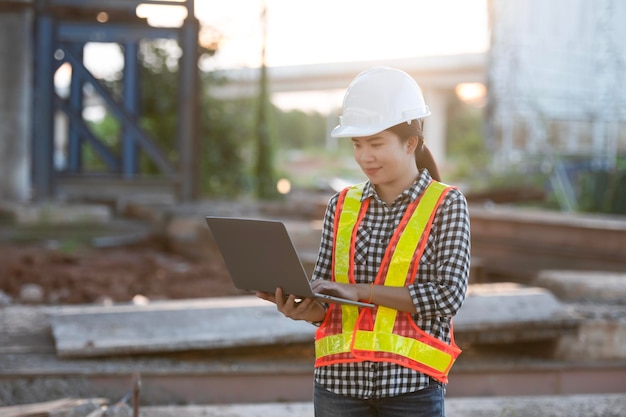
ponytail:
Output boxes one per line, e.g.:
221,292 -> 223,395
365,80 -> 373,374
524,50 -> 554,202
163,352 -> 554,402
416,144 -> 441,182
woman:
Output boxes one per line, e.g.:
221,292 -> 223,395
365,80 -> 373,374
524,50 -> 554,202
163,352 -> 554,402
257,66 -> 471,417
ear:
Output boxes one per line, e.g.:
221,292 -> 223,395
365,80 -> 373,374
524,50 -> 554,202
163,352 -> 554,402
406,136 -> 419,154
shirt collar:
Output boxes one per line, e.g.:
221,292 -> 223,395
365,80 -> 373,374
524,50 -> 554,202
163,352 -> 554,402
361,169 -> 434,203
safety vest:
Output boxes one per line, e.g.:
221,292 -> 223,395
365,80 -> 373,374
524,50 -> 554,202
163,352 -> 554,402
314,180 -> 462,383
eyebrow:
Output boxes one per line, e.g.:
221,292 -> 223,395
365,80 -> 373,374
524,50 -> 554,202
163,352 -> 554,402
351,136 -> 385,143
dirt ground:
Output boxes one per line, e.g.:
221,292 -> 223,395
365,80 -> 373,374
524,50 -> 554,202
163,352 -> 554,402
0,238 -> 246,305
0,187 -> 330,307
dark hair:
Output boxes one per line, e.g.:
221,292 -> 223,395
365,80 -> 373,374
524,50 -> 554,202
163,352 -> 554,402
386,120 -> 442,182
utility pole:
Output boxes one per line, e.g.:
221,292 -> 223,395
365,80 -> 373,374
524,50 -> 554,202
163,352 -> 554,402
254,0 -> 277,199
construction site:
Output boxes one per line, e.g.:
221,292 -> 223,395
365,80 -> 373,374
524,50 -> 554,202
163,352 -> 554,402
1,190 -> 626,416
1,0 -> 626,416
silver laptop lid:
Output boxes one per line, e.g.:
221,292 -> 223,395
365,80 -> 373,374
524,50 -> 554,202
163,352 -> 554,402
205,216 -> 375,308
205,217 -> 316,298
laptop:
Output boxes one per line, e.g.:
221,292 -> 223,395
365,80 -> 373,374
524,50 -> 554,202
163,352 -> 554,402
205,216 -> 374,308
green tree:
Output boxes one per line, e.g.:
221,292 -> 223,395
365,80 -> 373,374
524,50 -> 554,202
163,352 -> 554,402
200,77 -> 252,197
275,108 -> 326,150
445,91 -> 489,184
91,38 -> 333,199
96,39 -> 251,197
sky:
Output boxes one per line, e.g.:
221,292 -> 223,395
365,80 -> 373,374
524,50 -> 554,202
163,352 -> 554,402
128,0 -> 490,69
195,0 -> 489,69
77,0 -> 489,112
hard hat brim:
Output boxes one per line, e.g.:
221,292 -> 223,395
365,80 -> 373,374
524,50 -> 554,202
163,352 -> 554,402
330,110 -> 431,138
330,124 -> 385,138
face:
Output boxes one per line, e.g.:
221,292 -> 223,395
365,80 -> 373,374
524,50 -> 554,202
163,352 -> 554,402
351,130 -> 417,187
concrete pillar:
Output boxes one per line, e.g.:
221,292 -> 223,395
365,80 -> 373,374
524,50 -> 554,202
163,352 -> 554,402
422,87 -> 450,167
0,9 -> 32,202
177,14 -> 201,201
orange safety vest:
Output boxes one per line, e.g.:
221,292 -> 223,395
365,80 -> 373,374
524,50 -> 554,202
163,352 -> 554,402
314,180 -> 462,383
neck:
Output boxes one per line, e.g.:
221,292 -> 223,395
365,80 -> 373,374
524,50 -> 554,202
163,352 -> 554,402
375,167 -> 419,205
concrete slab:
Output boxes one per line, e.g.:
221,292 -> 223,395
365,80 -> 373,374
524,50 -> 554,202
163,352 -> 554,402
0,201 -> 112,225
50,297 -> 315,358
447,393 -> 626,417
50,283 -> 576,358
140,394 -> 626,417
536,270 -> 626,303
3,302 -> 626,403
456,283 -> 565,324
454,283 -> 578,344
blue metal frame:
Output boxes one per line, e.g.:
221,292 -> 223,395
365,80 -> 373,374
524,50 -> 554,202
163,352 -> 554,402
57,22 -> 179,43
56,95 -> 121,170
32,0 -> 199,201
32,12 -> 56,200
122,41 -> 140,178
66,43 -> 84,173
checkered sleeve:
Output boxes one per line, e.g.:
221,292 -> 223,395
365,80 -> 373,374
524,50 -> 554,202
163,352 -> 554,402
409,188 -> 471,318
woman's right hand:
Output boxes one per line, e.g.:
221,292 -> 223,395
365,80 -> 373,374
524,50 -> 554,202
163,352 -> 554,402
257,287 -> 326,322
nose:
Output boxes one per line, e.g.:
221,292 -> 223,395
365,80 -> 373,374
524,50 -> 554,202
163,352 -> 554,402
356,146 -> 374,163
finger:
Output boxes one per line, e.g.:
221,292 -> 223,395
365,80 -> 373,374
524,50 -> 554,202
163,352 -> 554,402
275,287 -> 287,310
296,297 -> 315,311
311,280 -> 328,292
275,287 -> 284,299
255,291 -> 276,304
285,294 -> 301,308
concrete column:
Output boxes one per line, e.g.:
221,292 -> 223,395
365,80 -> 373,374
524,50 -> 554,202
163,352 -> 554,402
177,15 -> 201,201
422,87 -> 450,167
0,10 -> 32,202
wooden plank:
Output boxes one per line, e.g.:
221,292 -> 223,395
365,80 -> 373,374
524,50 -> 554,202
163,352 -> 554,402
0,398 -> 107,417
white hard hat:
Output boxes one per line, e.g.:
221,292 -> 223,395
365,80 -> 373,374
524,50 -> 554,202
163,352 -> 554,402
331,66 -> 431,138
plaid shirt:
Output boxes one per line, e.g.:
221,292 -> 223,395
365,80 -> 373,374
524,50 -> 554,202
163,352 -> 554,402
312,169 -> 471,399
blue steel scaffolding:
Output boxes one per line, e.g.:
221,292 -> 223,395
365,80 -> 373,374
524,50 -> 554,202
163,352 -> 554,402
32,0 -> 200,201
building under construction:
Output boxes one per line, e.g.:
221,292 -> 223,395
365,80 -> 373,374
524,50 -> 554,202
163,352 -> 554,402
486,0 -> 626,211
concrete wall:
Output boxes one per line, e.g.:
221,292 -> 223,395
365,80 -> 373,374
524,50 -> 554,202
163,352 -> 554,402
0,9 -> 32,202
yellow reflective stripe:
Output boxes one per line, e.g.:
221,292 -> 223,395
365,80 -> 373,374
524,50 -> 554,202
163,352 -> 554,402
373,305 -> 397,334
315,305 -> 359,356
353,330 -> 453,373
334,183 -> 364,284
316,299 -> 361,357
375,182 -> 448,334
386,182 -> 447,288
317,184 -> 365,358
315,331 -> 353,355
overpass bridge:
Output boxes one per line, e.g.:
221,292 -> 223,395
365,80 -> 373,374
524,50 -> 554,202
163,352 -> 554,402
212,52 -> 487,164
